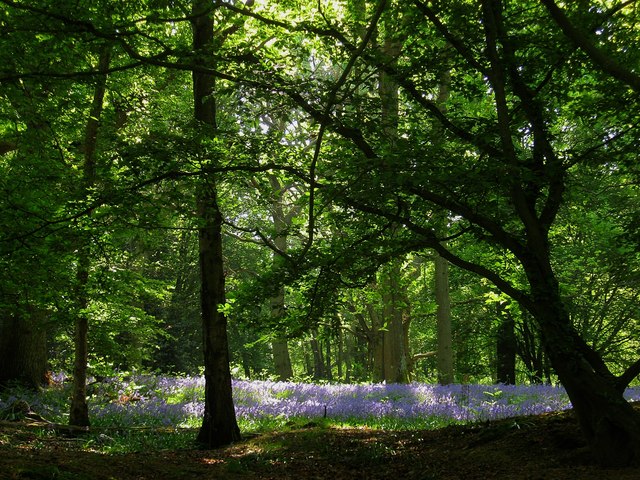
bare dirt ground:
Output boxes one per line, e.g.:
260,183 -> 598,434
2,408 -> 640,480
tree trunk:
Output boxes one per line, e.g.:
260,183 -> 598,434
0,309 -> 47,389
336,325 -> 344,380
517,316 -> 546,383
195,186 -> 240,447
435,253 -> 454,385
192,0 -> 240,448
268,175 -> 294,381
272,337 -> 293,382
310,335 -> 325,380
69,253 -> 90,427
376,16 -> 410,384
368,302 -> 385,382
325,339 -> 333,381
525,263 -> 640,466
495,303 -> 516,384
69,45 -> 110,427
380,262 -> 410,383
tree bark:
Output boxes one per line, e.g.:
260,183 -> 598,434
0,309 -> 47,389
272,337 -> 293,382
69,44 -> 110,427
376,13 -> 410,384
310,335 -> 325,380
268,175 -> 294,381
480,0 -> 640,464
368,301 -> 385,382
495,303 -> 516,384
195,186 -> 240,447
380,262 -> 410,383
192,0 -> 240,448
525,267 -> 640,466
435,253 -> 454,385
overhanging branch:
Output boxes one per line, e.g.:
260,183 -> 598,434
540,0 -> 640,93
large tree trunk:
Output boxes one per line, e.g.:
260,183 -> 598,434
376,19 -> 410,384
478,0 -> 640,464
192,0 -> 240,448
525,262 -> 640,467
0,309 -> 47,389
195,186 -> 240,447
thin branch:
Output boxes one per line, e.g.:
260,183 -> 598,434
223,221 -> 292,261
0,162 -> 308,247
346,197 -> 532,308
412,0 -> 488,75
540,0 -> 640,92
299,0 -> 388,258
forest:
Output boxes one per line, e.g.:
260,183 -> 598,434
1,0 -> 640,474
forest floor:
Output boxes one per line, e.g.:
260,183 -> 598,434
2,406 -> 640,480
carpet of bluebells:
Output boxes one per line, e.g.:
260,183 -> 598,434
3,374 -> 640,430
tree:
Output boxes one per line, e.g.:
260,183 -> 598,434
434,253 -> 453,385
268,174 -> 295,381
68,44 -> 111,427
238,0 -> 640,465
494,301 -> 516,384
191,0 -> 241,448
0,310 -> 48,389
2,0 -> 640,465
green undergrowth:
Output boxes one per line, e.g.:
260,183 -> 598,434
12,414 -> 459,456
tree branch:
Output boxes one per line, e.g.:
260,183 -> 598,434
540,0 -> 640,92
346,197 -> 532,309
617,358 -> 640,392
299,0 -> 388,258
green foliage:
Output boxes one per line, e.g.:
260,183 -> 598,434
0,0 -> 639,408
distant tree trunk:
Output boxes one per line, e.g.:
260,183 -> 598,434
517,316 -> 546,383
380,262 -> 410,383
376,16 -> 411,384
495,303 -> 516,384
192,0 -> 240,448
431,50 -> 455,386
346,300 -> 373,380
325,339 -> 333,381
0,309 -> 47,389
368,302 -> 385,382
310,335 -> 325,380
272,337 -> 293,382
343,331 -> 353,382
302,343 -> 313,377
435,253 -> 454,385
268,175 -> 294,381
69,45 -> 110,427
336,325 -> 344,380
